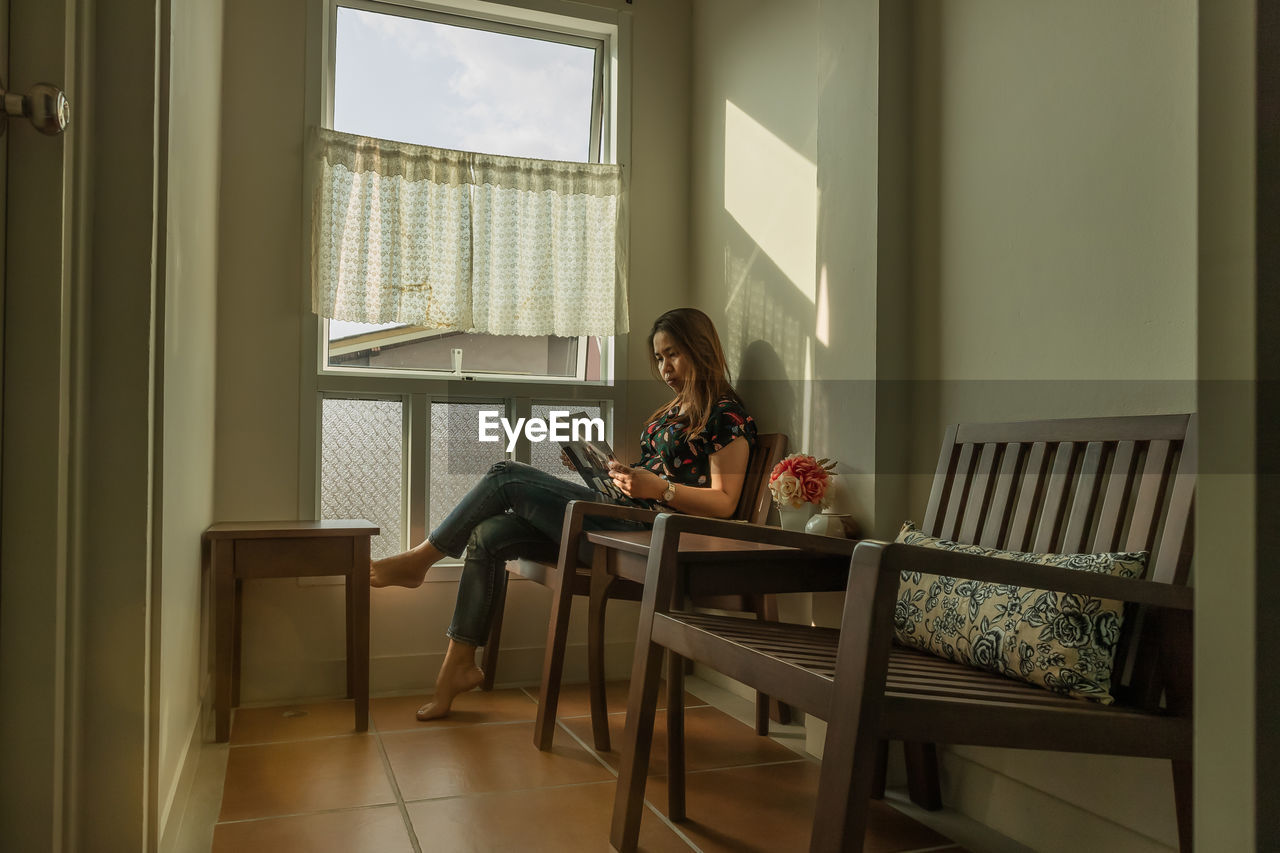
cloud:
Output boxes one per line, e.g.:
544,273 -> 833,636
340,7 -> 596,162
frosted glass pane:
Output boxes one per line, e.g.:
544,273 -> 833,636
321,398 -> 403,561
530,403 -> 604,485
430,402 -> 508,533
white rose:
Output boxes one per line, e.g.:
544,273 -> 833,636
771,473 -> 805,508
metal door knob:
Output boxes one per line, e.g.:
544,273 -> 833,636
1,80 -> 71,137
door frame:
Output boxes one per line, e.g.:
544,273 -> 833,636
1,0 -> 168,849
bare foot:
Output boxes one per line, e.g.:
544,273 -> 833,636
370,542 -> 441,589
416,665 -> 485,720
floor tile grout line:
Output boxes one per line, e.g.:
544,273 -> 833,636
215,802 -> 402,827
229,715 -> 539,746
227,731 -> 381,748
375,721 -> 619,805
555,716 -> 624,777
372,717 -> 535,736
645,797 -> 706,853
399,778 -> 622,806
374,715 -> 704,851
553,708 -> 814,782
218,710 -> 953,852
516,683 -> 711,715
678,756 -> 814,775
371,722 -> 424,853
553,717 -> 703,852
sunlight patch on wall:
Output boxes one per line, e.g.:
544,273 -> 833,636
816,265 -> 830,347
723,99 -> 818,303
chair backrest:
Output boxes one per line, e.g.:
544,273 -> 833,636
919,413 -> 1196,707
735,433 -> 788,524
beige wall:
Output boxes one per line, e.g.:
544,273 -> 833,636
215,0 -> 690,701
689,0 -> 818,430
907,0 -> 1197,496
157,0 -> 224,840
909,5 -> 1194,848
689,0 -> 1196,849
689,0 -> 912,537
215,0 -> 306,525
616,0 -> 694,461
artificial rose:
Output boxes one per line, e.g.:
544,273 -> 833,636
788,455 -> 829,486
801,476 -> 826,504
770,472 -> 804,508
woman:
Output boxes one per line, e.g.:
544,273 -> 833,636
370,308 -> 757,720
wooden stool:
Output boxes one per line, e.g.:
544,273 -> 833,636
203,520 -> 379,742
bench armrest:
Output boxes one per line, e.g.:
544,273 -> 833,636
645,512 -> 858,556
875,542 -> 1193,611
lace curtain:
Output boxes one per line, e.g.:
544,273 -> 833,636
311,128 -> 629,337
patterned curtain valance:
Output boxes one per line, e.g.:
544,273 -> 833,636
310,127 -> 629,337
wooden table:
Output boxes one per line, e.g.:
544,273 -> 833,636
204,520 -> 379,742
532,520 -> 856,750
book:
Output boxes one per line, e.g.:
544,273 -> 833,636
558,413 -> 639,504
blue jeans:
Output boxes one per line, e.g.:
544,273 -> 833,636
428,460 -> 648,645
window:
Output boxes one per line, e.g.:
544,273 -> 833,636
306,0 -> 627,552
322,1 -> 613,382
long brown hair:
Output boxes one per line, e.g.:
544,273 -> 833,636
645,307 -> 743,439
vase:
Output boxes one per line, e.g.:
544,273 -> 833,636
805,509 -> 851,538
777,504 -> 817,531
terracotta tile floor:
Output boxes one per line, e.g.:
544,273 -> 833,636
211,684 -> 965,853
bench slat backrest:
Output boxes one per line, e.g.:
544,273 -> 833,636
918,414 -> 1195,708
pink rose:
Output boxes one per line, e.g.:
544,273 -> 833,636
801,476 -> 826,504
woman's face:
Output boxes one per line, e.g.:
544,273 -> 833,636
652,330 -> 685,392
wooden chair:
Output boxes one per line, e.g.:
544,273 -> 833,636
610,414 -> 1196,853
482,432 -> 790,746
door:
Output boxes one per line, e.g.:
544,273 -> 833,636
0,0 -> 75,848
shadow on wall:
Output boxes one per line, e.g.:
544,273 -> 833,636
736,339 -> 795,441
720,215 -> 819,444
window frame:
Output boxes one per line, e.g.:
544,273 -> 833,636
319,0 -> 615,385
300,0 -> 633,550
324,0 -> 610,163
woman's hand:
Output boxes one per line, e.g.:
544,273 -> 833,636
607,460 -> 666,500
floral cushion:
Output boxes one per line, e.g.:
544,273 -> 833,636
892,521 -> 1148,704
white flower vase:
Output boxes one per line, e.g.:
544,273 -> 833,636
777,503 -> 817,531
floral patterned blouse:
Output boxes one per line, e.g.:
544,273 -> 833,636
636,396 -> 757,492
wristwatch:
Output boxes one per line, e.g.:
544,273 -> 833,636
662,480 -> 677,503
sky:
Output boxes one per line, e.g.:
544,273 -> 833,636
334,6 -> 596,161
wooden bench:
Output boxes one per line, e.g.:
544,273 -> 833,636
609,414 -> 1195,852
